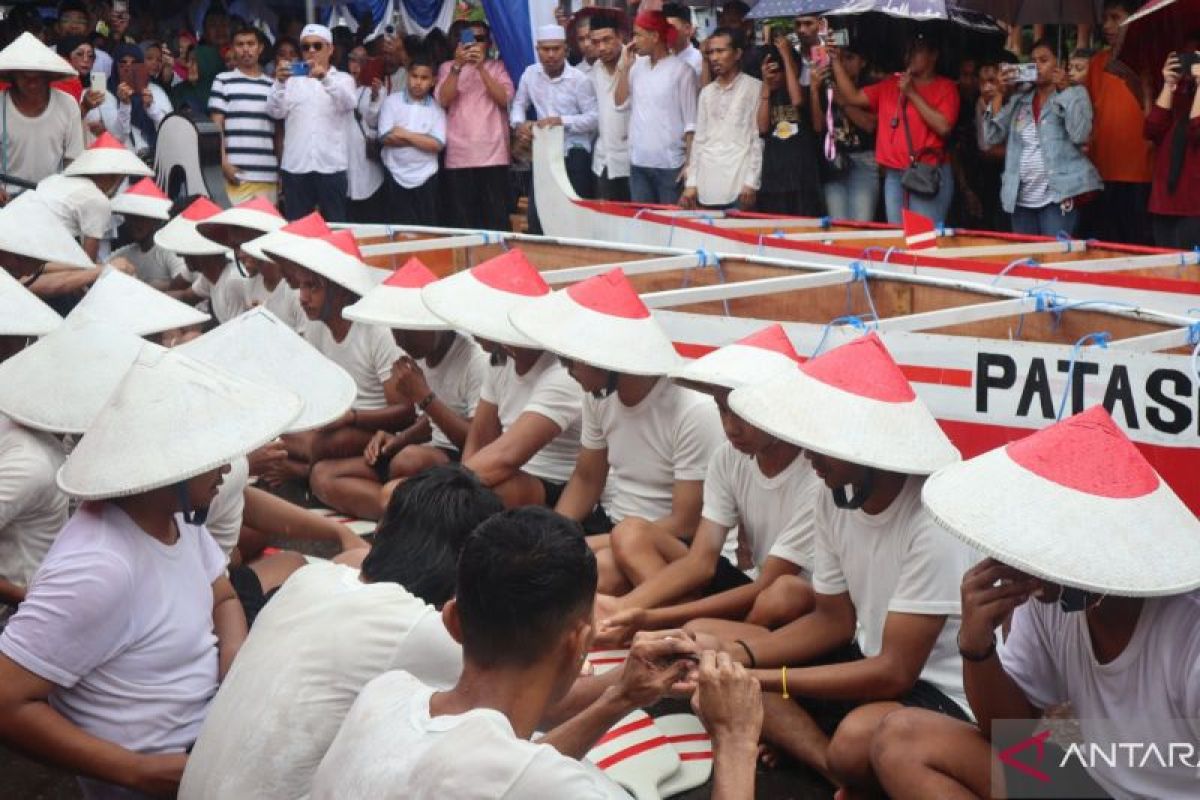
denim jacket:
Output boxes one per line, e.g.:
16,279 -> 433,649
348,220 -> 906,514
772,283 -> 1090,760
983,85 -> 1103,213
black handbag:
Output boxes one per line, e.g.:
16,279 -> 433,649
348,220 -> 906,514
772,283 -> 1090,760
898,98 -> 941,198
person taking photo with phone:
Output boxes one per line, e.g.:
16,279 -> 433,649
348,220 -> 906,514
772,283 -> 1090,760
1144,40 -> 1200,249
97,44 -> 172,163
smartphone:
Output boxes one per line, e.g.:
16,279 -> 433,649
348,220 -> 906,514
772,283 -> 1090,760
460,28 -> 476,45
291,60 -> 310,77
90,72 -> 106,94
129,63 -> 149,94
357,56 -> 385,87
1014,62 -> 1038,83
810,44 -> 830,68
824,29 -> 849,47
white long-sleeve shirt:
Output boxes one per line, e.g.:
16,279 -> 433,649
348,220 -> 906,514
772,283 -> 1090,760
628,53 -> 698,170
98,84 -> 171,154
345,86 -> 385,201
266,68 -> 357,174
510,63 -> 598,153
590,62 -> 630,179
685,72 -> 763,205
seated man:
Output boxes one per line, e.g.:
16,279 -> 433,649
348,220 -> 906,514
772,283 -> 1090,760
311,506 -> 764,799
155,196 -> 251,326
872,406 -> 1200,800
510,269 -> 722,594
260,217 -> 412,485
311,259 -> 490,520
180,465 -> 504,800
0,346 -> 299,797
422,250 -> 583,508
106,178 -> 188,291
597,326 -> 821,642
707,333 -> 976,794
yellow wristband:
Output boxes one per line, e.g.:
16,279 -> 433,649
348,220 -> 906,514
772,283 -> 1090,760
780,665 -> 789,700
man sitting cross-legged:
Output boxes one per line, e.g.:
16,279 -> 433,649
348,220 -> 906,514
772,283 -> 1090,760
180,465 -> 503,800
311,506 -> 766,800
595,325 -> 822,645
701,333 -> 978,796
509,268 -> 723,593
871,406 -> 1200,800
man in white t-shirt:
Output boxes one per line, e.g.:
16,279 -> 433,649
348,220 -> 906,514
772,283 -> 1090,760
107,178 -> 189,290
510,269 -> 722,595
708,333 -> 975,794
180,466 -> 503,800
0,346 -> 301,797
311,506 -> 764,800
872,406 -> 1200,800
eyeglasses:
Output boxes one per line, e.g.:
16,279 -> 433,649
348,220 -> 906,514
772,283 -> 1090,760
300,42 -> 326,52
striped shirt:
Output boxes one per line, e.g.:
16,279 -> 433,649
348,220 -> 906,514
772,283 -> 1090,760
208,70 -> 277,184
1015,102 -> 1051,208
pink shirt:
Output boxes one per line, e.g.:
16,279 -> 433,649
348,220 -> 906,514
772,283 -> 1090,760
436,60 -> 514,170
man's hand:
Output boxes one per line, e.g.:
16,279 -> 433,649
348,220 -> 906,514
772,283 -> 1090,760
1162,53 -> 1181,88
897,70 -> 914,97
738,187 -> 757,211
82,88 -> 106,112
615,630 -> 700,708
117,82 -> 134,104
595,606 -> 647,648
467,43 -> 487,65
309,62 -> 329,81
453,42 -> 472,68
679,186 -> 699,209
515,120 -> 535,145
364,430 -> 398,466
141,87 -> 155,108
959,558 -> 1036,656
618,42 -> 635,72
536,116 -> 564,128
247,440 -> 287,476
691,650 -> 763,745
130,751 -> 188,798
391,356 -> 432,404
221,158 -> 241,185
369,77 -> 383,102
274,59 -> 292,82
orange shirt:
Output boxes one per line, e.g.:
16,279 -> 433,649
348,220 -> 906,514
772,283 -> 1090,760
1085,50 -> 1153,184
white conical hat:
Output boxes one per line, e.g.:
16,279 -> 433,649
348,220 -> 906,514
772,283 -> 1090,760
422,249 -> 550,348
57,346 -> 302,500
0,314 -> 151,433
0,267 -> 61,336
109,178 -> 172,221
196,196 -> 286,249
68,267 -> 210,335
180,307 -> 357,432
0,32 -> 76,77
62,132 -> 154,178
510,268 -> 681,376
671,324 -> 801,391
262,228 -> 382,297
154,196 -> 232,256
729,332 -> 960,475
0,199 -> 92,269
344,258 -> 450,330
241,211 -> 332,261
923,406 -> 1200,597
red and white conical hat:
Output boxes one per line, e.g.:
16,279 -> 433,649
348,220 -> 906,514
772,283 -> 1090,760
671,324 -> 801,391
196,196 -> 286,249
63,132 -> 154,179
509,268 -> 681,375
262,228 -> 382,297
344,258 -> 450,330
0,266 -> 61,336
68,267 -> 210,335
110,178 -> 172,221
0,32 -> 76,77
923,406 -> 1200,596
421,249 -> 550,348
154,196 -> 231,256
242,211 -> 332,261
729,332 -> 959,475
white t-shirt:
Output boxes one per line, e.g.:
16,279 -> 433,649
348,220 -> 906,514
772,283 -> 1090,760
581,379 -> 721,524
702,443 -> 820,576
999,591 -> 1200,799
811,475 -> 976,714
0,418 -> 67,588
108,242 -> 187,288
179,562 -> 462,800
245,273 -> 306,332
311,670 -> 628,799
0,502 -> 225,753
201,455 -> 249,559
14,174 -> 111,240
422,334 -> 487,453
1,89 -> 85,197
189,262 -> 251,324
303,321 -> 401,411
478,351 -> 582,484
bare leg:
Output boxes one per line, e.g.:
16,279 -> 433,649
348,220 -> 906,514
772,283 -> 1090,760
247,550 -> 308,593
871,709 -> 995,800
760,691 -> 837,783
270,427 -> 376,486
489,470 -> 547,508
745,574 -> 816,628
310,456 -> 386,521
241,486 -> 368,552
609,517 -> 689,587
683,617 -> 770,642
826,701 -> 901,797
387,444 -> 450,478
595,548 -> 632,596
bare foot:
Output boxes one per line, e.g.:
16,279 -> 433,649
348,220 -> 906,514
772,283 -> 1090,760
262,458 -> 310,488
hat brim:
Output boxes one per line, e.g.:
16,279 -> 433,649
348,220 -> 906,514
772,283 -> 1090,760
729,367 -> 960,475
343,284 -> 451,330
669,344 -> 799,391
261,236 -> 381,297
0,199 -> 93,268
110,193 -> 171,221
421,271 -> 543,348
68,267 -> 210,336
922,446 -> 1200,596
154,215 -> 231,257
0,34 -> 78,78
509,290 -> 682,376
179,307 -> 357,432
62,149 -> 154,178
0,268 -> 63,336
196,209 -> 286,249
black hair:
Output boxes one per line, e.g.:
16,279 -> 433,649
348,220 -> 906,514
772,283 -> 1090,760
662,3 -> 693,24
1030,37 -> 1057,57
360,465 -> 504,607
709,26 -> 745,52
455,507 -> 597,668
1070,47 -> 1095,60
408,54 -> 435,73
57,0 -> 89,17
1102,0 -> 1140,14
589,15 -> 619,34
980,49 -> 1020,68
232,25 -> 267,47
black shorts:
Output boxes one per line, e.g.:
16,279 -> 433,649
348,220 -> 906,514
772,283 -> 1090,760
537,477 -> 566,508
581,505 -> 614,536
228,564 -> 280,628
704,556 -> 753,595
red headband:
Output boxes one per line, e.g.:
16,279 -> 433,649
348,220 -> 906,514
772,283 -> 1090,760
635,11 -> 678,47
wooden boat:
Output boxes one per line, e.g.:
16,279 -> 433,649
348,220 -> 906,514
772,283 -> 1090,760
338,223 -> 1200,516
530,127 -> 1200,318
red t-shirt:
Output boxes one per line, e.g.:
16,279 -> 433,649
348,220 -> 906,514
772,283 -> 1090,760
863,75 -> 960,170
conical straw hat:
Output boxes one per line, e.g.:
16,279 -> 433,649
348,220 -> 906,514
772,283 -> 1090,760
344,258 -> 449,330
57,346 -> 302,500
180,307 -> 357,432
62,132 -> 154,178
0,314 -> 151,433
922,406 -> 1200,597
0,32 -> 76,77
421,249 -> 550,348
196,196 -> 286,248
110,178 -> 172,221
0,200 -> 92,268
242,211 -> 331,261
67,267 -> 210,335
0,267 -> 62,336
729,332 -> 960,475
671,324 -> 801,391
261,228 -> 382,297
510,268 -> 681,376
154,196 -> 231,256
